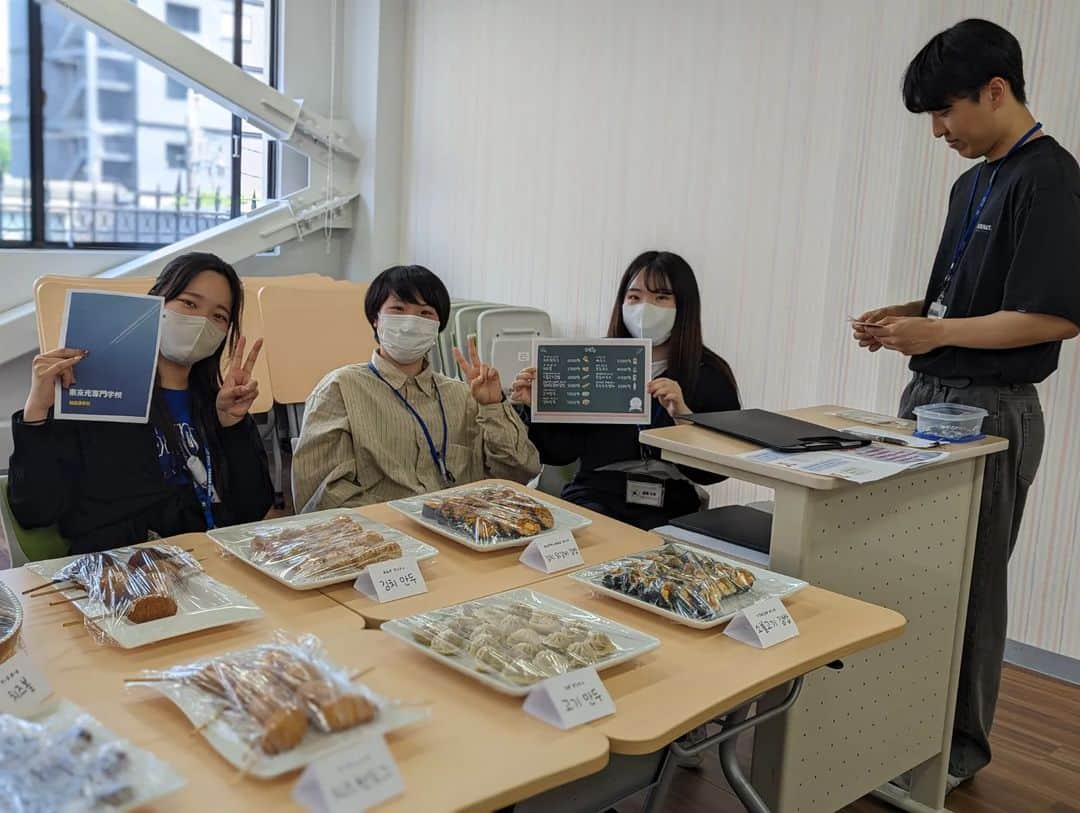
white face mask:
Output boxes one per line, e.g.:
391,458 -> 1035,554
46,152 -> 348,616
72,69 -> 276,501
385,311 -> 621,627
377,313 -> 440,365
159,310 -> 227,366
622,302 -> 677,344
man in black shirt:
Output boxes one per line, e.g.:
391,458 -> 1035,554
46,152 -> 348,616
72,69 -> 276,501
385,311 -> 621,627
854,19 -> 1080,788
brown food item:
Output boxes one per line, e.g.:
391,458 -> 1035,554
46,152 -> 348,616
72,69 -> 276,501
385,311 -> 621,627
423,486 -> 556,542
189,660 -> 311,754
259,707 -> 310,755
296,680 -> 376,730
125,594 -> 178,624
250,516 -> 403,581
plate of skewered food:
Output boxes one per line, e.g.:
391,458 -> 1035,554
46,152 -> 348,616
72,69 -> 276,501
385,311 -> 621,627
125,632 -> 427,778
569,543 -> 808,629
382,588 -> 659,695
389,484 -> 592,551
0,700 -> 185,812
206,509 -> 439,590
24,545 -> 262,648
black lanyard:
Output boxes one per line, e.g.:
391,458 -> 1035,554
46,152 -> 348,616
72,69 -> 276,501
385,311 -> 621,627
368,363 -> 455,486
936,122 -> 1042,304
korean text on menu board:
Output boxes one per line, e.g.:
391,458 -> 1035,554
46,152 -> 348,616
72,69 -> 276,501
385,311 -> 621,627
531,339 -> 651,424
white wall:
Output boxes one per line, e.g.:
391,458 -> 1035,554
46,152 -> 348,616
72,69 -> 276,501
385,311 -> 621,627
397,0 -> 1080,657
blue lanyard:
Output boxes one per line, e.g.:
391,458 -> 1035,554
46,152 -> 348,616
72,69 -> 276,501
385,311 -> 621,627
368,363 -> 455,486
937,122 -> 1042,302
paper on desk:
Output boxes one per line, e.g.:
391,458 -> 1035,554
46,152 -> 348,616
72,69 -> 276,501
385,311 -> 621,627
741,444 -> 947,484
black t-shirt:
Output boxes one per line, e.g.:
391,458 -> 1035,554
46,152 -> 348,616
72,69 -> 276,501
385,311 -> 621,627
911,135 -> 1080,384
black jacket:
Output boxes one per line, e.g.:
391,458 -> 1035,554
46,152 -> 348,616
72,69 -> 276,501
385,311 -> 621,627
521,362 -> 740,523
7,410 -> 273,554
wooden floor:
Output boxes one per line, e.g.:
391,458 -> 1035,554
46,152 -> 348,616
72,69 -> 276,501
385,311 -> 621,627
616,663 -> 1080,813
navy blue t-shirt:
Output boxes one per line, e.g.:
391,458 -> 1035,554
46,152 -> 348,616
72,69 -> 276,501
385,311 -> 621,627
154,388 -> 216,528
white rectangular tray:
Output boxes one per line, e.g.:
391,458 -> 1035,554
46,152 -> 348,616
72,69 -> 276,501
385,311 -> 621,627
207,508 -> 439,590
139,681 -> 426,778
28,553 -> 263,649
11,699 -> 186,811
382,588 -> 659,696
569,543 -> 808,629
388,485 -> 592,552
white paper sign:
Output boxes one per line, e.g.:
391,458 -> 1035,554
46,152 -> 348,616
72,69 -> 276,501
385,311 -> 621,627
293,735 -> 404,813
522,667 -> 615,729
724,597 -> 799,648
519,529 -> 584,574
353,557 -> 427,603
0,651 -> 54,716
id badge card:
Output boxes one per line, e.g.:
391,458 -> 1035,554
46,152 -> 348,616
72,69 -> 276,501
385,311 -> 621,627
627,478 -> 665,507
928,299 -> 948,320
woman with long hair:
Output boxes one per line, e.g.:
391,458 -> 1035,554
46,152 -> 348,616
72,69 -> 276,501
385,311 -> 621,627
7,252 -> 273,553
511,250 -> 740,529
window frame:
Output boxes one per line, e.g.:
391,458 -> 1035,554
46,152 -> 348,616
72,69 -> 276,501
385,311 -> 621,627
3,0 -> 279,251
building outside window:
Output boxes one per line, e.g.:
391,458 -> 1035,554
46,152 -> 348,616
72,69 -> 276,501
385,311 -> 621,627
0,0 -> 275,247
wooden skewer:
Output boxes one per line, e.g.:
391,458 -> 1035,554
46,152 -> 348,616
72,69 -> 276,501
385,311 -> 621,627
31,585 -> 88,598
349,665 -> 375,681
23,580 -> 74,596
49,596 -> 89,607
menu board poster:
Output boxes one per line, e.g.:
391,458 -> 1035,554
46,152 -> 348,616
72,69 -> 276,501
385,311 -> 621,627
530,339 -> 651,425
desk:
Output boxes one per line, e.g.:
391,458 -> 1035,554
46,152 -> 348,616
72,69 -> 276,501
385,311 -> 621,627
3,543 -> 611,812
318,482 -> 662,626
640,405 -> 1007,813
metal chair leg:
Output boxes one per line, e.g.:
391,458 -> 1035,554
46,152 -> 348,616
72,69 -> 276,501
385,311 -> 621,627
719,705 -> 771,813
640,747 -> 677,813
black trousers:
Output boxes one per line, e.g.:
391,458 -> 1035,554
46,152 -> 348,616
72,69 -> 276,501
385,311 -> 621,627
899,373 -> 1045,778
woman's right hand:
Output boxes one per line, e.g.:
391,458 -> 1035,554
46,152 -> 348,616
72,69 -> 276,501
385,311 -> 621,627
509,366 -> 536,405
24,348 -> 87,422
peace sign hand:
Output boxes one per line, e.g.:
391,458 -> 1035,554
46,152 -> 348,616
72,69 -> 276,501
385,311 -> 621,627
216,336 -> 263,427
454,337 -> 503,406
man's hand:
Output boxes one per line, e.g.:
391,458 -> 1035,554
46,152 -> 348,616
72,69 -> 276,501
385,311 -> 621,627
852,301 -> 924,352
863,317 -> 947,356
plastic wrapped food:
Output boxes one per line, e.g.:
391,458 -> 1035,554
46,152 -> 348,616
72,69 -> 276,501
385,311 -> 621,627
127,633 -> 389,773
585,544 -> 755,622
383,589 -> 660,695
207,509 -> 439,590
391,485 -> 592,551
249,515 -> 403,582
0,703 -> 183,813
570,543 -> 809,629
26,546 -> 262,649
419,485 -> 555,544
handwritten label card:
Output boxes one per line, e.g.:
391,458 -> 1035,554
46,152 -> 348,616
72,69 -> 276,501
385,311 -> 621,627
293,735 -> 404,813
724,597 -> 799,648
353,557 -> 428,603
519,530 -> 583,574
522,667 -> 615,729
0,651 -> 54,716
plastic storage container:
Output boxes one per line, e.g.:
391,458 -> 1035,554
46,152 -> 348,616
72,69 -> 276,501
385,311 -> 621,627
913,403 -> 988,442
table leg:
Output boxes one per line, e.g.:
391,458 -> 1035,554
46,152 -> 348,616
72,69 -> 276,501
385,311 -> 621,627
643,677 -> 804,813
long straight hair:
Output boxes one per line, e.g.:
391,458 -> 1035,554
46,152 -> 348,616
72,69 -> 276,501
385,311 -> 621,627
606,251 -> 737,402
147,253 -> 244,473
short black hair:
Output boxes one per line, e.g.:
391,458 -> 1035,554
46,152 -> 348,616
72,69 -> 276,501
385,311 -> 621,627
364,265 -> 451,331
903,19 -> 1026,113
